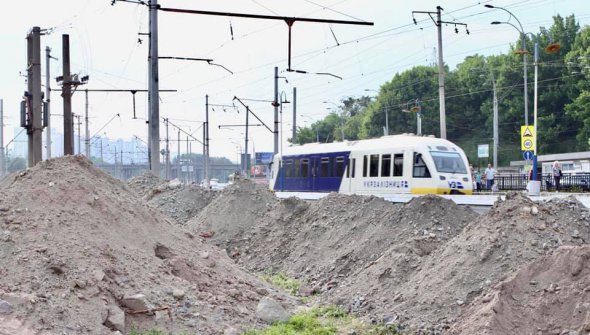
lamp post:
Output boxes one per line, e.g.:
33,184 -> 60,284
486,4 -> 529,126
402,99 -> 422,136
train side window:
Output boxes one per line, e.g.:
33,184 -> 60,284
351,158 -> 356,178
413,153 -> 431,178
381,154 -> 391,177
370,154 -> 379,177
393,154 -> 403,176
301,159 -> 309,177
294,159 -> 300,177
284,160 -> 293,178
320,157 -> 330,177
335,157 -> 345,177
363,156 -> 368,177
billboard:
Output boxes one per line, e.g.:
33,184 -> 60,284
255,152 -> 274,165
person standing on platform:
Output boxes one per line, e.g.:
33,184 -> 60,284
485,163 -> 496,191
552,161 -> 562,192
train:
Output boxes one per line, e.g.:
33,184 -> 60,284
269,134 -> 473,196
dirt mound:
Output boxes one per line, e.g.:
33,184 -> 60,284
355,192 -> 590,333
127,173 -> 218,225
0,156 -> 296,335
450,245 -> 590,335
188,191 -> 477,300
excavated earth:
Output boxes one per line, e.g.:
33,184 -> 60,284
0,157 -> 297,335
2,159 -> 590,335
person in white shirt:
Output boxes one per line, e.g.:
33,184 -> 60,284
485,163 -> 496,190
552,161 -> 562,191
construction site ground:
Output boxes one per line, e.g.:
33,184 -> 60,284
2,156 -> 590,335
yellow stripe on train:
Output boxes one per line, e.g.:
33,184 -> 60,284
411,187 -> 473,195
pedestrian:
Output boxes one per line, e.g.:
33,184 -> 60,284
485,163 -> 496,190
475,170 -> 482,192
552,161 -> 562,192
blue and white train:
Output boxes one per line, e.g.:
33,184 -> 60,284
269,134 -> 473,196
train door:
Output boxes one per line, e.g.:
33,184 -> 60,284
310,155 -> 320,192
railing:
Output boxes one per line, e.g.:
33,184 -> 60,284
478,173 -> 590,192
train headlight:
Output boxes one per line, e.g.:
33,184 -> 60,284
439,176 -> 446,181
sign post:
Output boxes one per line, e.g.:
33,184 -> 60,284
522,125 -> 540,195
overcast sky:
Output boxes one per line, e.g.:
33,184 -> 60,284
1,0 -> 589,162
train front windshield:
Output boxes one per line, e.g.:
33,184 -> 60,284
430,151 -> 468,174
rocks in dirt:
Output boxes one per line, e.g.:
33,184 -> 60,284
0,300 -> 13,314
122,293 -> 152,311
104,305 -> 125,332
172,289 -> 186,300
256,297 -> 291,323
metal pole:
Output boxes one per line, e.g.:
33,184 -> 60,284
273,66 -> 279,155
0,99 -> 4,176
186,135 -> 189,184
532,42 -> 539,182
522,34 -> 529,126
203,125 -> 205,183
292,87 -> 297,144
85,89 -> 90,157
77,115 -> 81,155
436,6 -> 446,139
417,100 -> 422,136
205,94 -> 210,187
45,47 -> 51,159
63,34 -> 73,155
28,27 -> 43,166
245,106 -> 250,178
165,118 -> 169,179
384,107 -> 389,135
189,141 -> 192,183
492,74 -> 498,169
148,0 -> 160,175
177,129 -> 180,180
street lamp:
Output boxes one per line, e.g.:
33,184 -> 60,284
486,4 -> 529,126
402,99 -> 422,136
279,92 -> 290,156
364,89 -> 389,135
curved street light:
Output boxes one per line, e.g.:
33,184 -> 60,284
486,4 -> 529,126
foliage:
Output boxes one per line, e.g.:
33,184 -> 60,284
259,272 -> 300,295
242,305 -> 401,335
294,14 -> 590,167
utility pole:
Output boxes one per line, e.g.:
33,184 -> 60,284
492,72 -> 499,170
26,27 -> 43,167
412,6 -> 468,139
436,6 -> 446,139
205,94 -> 209,187
177,129 -> 180,180
292,87 -> 297,144
202,126 -> 206,183
0,99 -> 4,176
76,115 -> 81,154
85,89 -> 90,157
245,106 -> 250,178
45,47 -> 52,159
165,118 -> 170,179
186,135 -> 189,183
62,34 -> 73,155
148,0 -> 161,175
273,67 -> 279,155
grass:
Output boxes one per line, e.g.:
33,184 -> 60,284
242,305 -> 402,335
259,271 -> 301,295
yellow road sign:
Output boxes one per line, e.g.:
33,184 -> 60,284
521,125 -> 535,151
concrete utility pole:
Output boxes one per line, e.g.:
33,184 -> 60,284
245,106 -> 250,178
26,27 -> 43,167
435,7 -> 446,139
292,87 -> 297,144
412,7 -> 468,139
62,34 -> 73,155
45,47 -> 52,159
492,73 -> 499,170
0,99 -> 4,176
85,89 -> 90,157
205,94 -> 209,187
177,129 -> 180,180
76,115 -> 81,154
273,67 -> 279,155
165,118 -> 170,179
186,135 -> 189,183
148,0 -> 161,175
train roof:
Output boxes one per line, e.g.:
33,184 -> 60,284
281,134 -> 464,156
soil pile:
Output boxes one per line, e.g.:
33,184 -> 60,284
188,188 -> 477,298
450,245 -> 590,335
349,192 -> 590,334
0,156 -> 296,335
128,173 -> 218,225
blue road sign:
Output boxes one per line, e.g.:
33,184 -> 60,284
523,150 -> 533,160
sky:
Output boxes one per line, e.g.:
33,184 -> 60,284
1,0 -> 589,165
